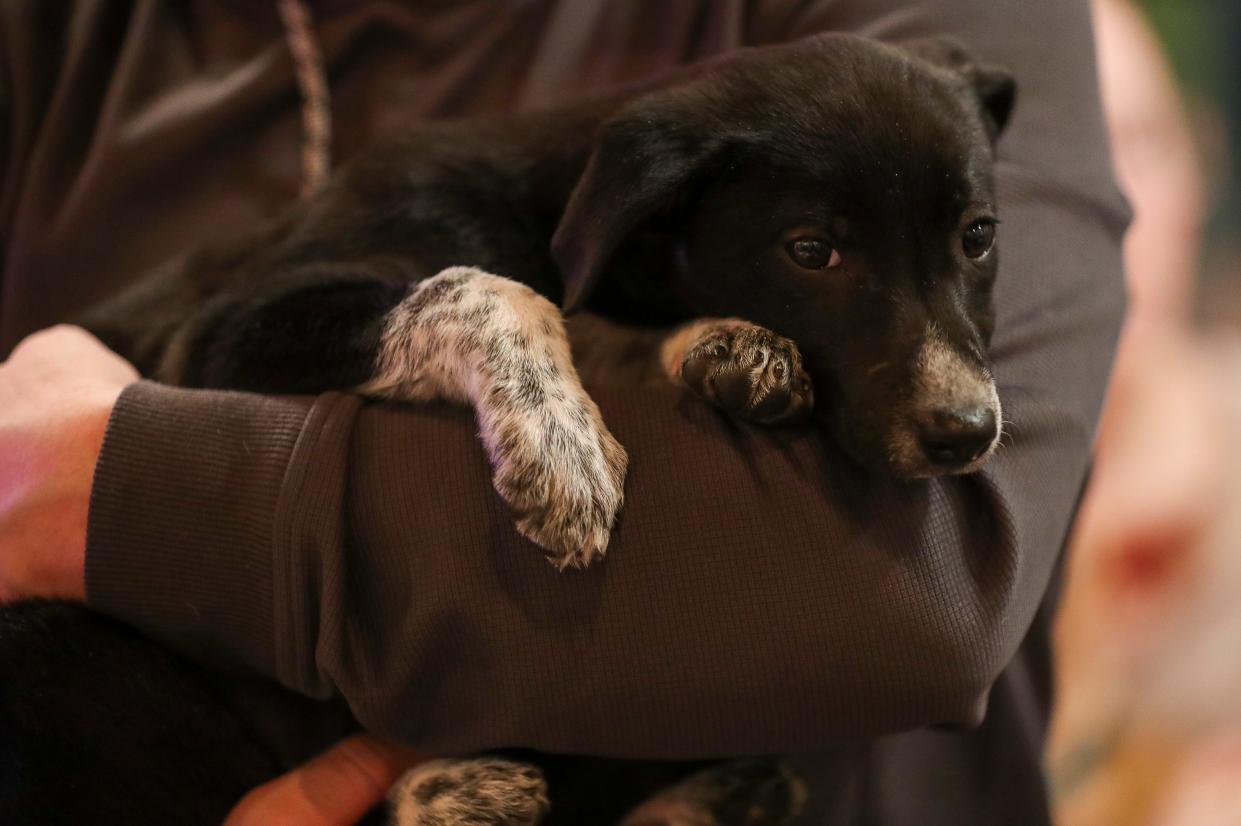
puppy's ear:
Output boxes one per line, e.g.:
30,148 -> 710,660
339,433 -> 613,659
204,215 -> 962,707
552,110 -> 722,313
901,36 -> 1017,141
969,64 -> 1017,139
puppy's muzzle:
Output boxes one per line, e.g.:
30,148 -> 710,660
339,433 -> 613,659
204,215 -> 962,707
890,324 -> 1003,477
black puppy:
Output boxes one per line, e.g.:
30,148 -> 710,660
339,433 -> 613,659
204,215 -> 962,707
3,33 -> 1014,825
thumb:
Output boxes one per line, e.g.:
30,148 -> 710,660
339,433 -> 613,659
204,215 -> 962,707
225,734 -> 427,826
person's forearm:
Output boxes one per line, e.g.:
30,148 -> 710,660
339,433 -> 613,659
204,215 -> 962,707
85,382 -> 315,674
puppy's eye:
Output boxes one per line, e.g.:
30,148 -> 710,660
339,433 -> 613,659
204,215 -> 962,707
962,220 -> 997,259
786,237 -> 842,270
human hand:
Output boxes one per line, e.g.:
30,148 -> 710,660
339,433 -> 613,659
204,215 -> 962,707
0,325 -> 138,603
225,734 -> 426,826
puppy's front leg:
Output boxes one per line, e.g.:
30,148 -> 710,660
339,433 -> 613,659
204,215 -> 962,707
660,320 -> 814,425
361,267 -> 628,569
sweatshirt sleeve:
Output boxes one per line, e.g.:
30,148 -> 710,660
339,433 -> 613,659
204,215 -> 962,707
86,0 -> 1128,759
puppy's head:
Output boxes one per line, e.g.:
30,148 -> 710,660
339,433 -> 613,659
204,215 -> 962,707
553,34 -> 1015,479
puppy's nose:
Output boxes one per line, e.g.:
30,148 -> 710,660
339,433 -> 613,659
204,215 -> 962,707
918,406 -> 998,467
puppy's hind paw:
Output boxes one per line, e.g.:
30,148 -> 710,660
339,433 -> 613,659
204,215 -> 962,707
387,758 -> 549,826
619,760 -> 806,826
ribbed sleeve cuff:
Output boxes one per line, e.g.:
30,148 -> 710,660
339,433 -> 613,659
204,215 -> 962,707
85,381 -> 312,677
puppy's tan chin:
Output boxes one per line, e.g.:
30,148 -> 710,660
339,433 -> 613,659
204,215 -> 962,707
888,445 -> 998,480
